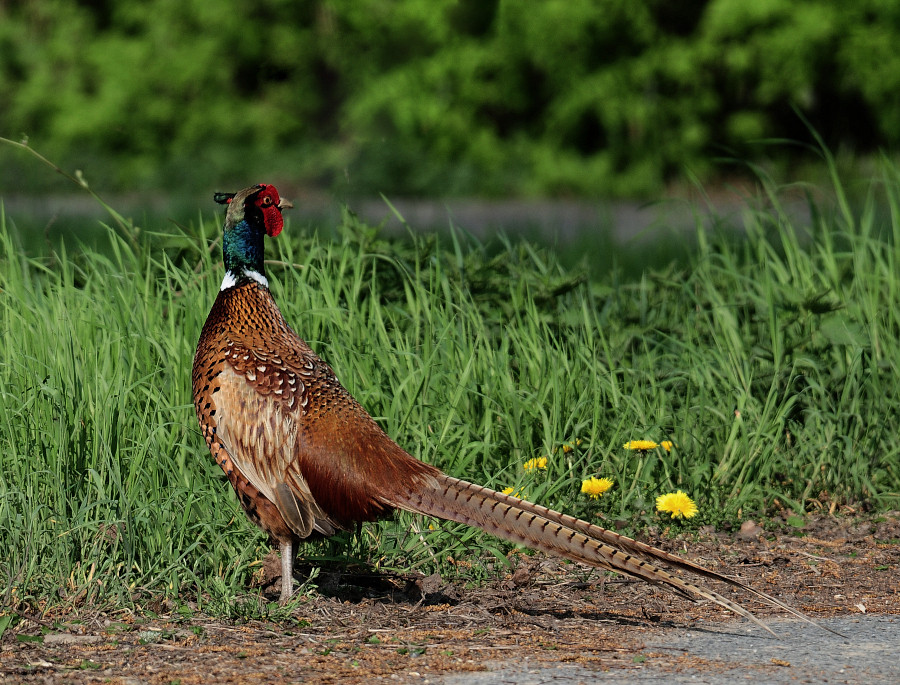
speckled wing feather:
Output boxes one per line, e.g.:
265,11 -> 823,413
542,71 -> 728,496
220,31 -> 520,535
193,281 -> 440,536
213,364 -> 335,538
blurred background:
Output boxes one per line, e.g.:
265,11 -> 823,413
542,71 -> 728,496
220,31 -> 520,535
1,0 -> 899,245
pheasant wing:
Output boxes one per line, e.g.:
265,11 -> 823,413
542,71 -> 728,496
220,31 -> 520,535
213,363 -> 338,538
216,313 -> 441,530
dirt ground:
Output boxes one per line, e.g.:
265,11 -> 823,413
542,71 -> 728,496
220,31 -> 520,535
3,512 -> 898,684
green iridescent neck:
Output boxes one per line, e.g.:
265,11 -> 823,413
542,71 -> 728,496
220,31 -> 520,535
221,219 -> 268,289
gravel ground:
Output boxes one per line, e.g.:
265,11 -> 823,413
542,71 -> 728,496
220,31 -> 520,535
437,615 -> 900,684
3,513 -> 897,683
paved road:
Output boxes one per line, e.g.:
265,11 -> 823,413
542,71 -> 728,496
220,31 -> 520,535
2,193 -> 810,244
435,615 -> 899,684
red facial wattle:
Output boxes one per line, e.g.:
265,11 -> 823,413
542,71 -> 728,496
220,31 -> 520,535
254,184 -> 285,237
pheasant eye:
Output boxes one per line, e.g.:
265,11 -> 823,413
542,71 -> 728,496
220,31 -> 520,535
260,196 -> 273,207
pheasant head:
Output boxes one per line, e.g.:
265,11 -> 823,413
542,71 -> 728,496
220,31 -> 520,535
213,184 -> 293,289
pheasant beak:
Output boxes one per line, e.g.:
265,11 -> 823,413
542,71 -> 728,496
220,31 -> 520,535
278,198 -> 294,211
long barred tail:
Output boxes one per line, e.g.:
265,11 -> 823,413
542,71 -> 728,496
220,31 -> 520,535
388,473 -> 835,637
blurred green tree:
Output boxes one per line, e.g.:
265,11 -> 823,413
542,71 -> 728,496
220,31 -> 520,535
1,0 -> 898,196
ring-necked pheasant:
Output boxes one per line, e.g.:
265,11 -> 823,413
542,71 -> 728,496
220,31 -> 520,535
192,183 -> 820,634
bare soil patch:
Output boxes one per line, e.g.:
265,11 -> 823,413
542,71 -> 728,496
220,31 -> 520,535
3,513 -> 898,684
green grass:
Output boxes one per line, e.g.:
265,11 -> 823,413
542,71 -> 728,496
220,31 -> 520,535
1,162 -> 900,617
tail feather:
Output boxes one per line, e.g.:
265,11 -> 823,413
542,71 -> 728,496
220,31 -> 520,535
479,480 -> 832,631
388,474 -> 835,636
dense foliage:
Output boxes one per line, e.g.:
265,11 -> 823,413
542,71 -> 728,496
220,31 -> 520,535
2,0 -> 900,196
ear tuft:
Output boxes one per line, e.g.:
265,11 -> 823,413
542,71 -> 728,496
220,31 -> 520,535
214,192 -> 236,205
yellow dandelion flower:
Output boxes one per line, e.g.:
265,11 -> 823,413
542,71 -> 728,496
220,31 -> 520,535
560,439 -> 583,454
502,487 -> 528,500
523,457 -> 548,471
581,477 -> 614,499
656,491 -> 698,519
623,440 -> 659,451
661,441 -> 674,452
